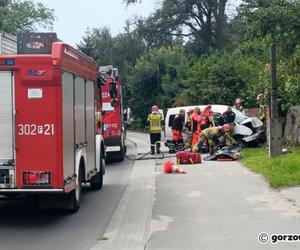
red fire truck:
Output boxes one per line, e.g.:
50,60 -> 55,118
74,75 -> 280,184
100,65 -> 126,161
0,33 -> 105,212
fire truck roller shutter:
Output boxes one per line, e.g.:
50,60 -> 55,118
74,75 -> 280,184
0,71 -> 14,164
85,80 -> 96,175
74,76 -> 87,183
74,76 -> 86,146
62,72 -> 75,179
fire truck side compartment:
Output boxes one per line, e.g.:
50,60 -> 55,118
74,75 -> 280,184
74,76 -> 86,146
62,72 -> 75,180
0,71 -> 14,164
85,80 -> 96,175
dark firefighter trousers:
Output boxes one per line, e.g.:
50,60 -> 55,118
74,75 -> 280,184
150,133 -> 161,153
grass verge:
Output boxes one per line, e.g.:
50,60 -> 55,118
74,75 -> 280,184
241,148 -> 300,188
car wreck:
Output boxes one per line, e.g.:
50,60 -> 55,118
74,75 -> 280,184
164,104 -> 266,148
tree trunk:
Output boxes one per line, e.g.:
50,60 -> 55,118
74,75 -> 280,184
206,4 -> 214,51
215,0 -> 227,50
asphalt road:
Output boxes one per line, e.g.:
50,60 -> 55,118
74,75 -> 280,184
93,132 -> 300,250
0,141 -> 136,250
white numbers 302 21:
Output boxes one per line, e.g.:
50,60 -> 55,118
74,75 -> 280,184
18,124 -> 55,136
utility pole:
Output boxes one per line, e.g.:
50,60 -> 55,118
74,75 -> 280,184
269,43 -> 282,157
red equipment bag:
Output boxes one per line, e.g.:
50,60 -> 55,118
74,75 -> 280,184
176,152 -> 202,164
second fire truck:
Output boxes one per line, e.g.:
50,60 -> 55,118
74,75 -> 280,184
100,66 -> 126,161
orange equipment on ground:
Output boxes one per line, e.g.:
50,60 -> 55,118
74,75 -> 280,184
163,161 -> 187,174
176,152 -> 202,164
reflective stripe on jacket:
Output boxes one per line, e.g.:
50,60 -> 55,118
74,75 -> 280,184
147,113 -> 163,133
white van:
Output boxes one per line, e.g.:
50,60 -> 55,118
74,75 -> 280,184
164,104 -> 265,146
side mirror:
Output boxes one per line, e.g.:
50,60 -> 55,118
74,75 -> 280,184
109,81 -> 117,98
97,76 -> 105,88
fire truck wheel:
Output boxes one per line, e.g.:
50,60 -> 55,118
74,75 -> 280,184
65,169 -> 82,213
90,156 -> 104,190
115,140 -> 125,161
118,145 -> 125,161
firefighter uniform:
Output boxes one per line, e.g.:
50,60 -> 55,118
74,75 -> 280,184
172,121 -> 184,142
169,111 -> 185,153
190,111 -> 201,146
172,113 -> 185,141
185,115 -> 192,131
193,126 -> 237,154
256,94 -> 266,127
258,102 -> 266,125
184,113 -> 193,149
234,98 -> 245,114
234,105 -> 245,114
201,107 -> 213,130
147,112 -> 164,154
212,113 -> 224,126
223,110 -> 236,125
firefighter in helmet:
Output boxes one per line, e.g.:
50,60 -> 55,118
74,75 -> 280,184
201,104 -> 214,129
257,93 -> 266,125
234,98 -> 245,114
184,108 -> 194,150
192,124 -> 237,154
190,107 -> 202,147
223,106 -> 236,125
147,105 -> 164,154
170,109 -> 185,153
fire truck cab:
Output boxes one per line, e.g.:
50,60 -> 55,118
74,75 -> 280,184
0,33 -> 105,212
100,65 -> 126,161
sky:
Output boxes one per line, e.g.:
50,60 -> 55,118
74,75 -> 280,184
32,0 -> 161,46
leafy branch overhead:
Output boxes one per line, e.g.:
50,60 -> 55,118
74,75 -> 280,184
80,0 -> 300,125
0,0 -> 55,34
239,0 -> 300,46
131,0 -> 229,52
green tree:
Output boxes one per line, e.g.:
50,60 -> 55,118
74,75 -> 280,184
112,24 -> 146,103
126,0 -> 230,53
258,46 -> 300,115
77,27 -> 114,65
0,0 -> 55,34
78,25 -> 145,69
129,45 -> 191,123
133,12 -> 175,48
77,25 -> 146,106
237,0 -> 300,115
239,0 -> 300,55
183,50 -> 264,107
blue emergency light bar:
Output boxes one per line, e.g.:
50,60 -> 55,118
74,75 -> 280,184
6,59 -> 14,65
0,59 -> 15,66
